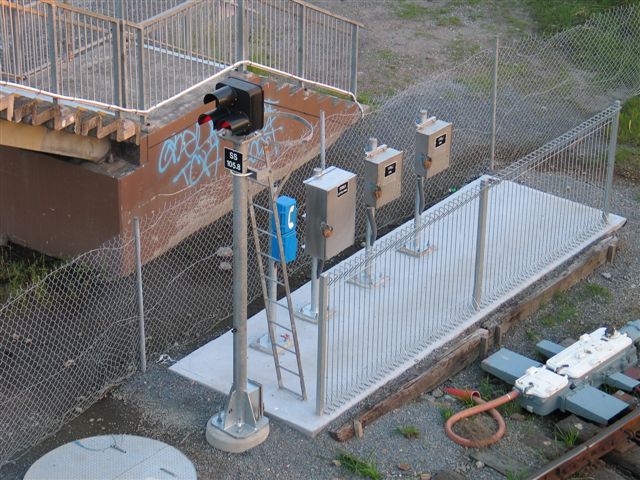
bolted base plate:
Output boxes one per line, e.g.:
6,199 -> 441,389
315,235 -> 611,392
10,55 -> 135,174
205,413 -> 270,453
250,331 -> 293,356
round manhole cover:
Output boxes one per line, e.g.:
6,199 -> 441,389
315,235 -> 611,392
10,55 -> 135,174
24,435 -> 196,480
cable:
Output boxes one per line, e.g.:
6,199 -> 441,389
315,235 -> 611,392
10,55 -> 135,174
443,387 -> 520,448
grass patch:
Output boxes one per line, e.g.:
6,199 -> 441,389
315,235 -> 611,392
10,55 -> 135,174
576,283 -> 613,302
616,146 -> 640,179
541,292 -> 579,327
619,96 -> 640,146
394,0 -> 430,19
527,0 -> 636,35
395,425 -> 420,439
555,425 -> 580,447
439,405 -> 455,422
448,36 -> 481,61
336,451 -> 382,480
0,245 -> 61,303
376,49 -> 396,62
506,470 -> 528,480
437,15 -> 463,27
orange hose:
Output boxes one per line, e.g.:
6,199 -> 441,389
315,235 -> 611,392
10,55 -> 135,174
443,388 -> 520,448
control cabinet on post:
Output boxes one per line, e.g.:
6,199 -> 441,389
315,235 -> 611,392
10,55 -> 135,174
304,167 -> 357,261
415,117 -> 452,178
363,145 -> 404,208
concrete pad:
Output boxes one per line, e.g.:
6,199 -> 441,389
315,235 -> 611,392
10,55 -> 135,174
171,176 -> 625,436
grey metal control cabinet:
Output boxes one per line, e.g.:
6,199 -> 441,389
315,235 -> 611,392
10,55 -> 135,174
304,166 -> 357,260
415,117 -> 452,178
363,146 -> 403,208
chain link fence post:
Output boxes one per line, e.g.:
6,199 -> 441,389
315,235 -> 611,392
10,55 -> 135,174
490,36 -> 499,170
133,217 -> 147,373
603,100 -> 621,222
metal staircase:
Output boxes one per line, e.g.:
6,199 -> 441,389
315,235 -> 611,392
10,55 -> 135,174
247,150 -> 307,401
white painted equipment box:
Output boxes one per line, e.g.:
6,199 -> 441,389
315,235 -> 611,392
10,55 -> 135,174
304,166 -> 357,260
415,117 -> 452,178
363,145 -> 404,208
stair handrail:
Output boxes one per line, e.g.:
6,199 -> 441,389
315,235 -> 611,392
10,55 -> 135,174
0,60 -> 364,119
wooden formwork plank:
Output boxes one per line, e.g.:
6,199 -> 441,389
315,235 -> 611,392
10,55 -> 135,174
330,328 -> 490,442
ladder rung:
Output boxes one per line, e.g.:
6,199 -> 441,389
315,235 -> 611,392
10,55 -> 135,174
264,275 -> 285,286
252,204 -> 272,214
278,365 -> 301,377
260,251 -> 279,262
256,227 -> 277,238
278,345 -> 297,355
267,320 -> 293,332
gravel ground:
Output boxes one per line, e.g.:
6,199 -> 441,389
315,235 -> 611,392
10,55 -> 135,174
2,2 -> 639,479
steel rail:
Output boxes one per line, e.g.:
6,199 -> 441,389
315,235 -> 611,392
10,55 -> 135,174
527,407 -> 640,480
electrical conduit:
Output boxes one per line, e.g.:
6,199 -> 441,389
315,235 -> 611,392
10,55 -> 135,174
443,387 -> 520,448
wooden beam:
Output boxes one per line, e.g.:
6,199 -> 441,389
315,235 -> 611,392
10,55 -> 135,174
31,105 -> 56,126
0,119 -> 110,162
0,93 -> 15,121
483,235 -> 619,344
329,328 -> 490,442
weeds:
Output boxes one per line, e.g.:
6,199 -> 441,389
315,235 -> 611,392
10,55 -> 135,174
439,406 -> 455,422
393,0 -> 430,20
555,426 -> 580,448
395,425 -> 420,439
527,0 -> 635,34
506,470 -> 528,480
576,283 -> 613,302
336,451 -> 382,480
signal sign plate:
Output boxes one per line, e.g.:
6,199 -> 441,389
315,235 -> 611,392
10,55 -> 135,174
224,148 -> 244,173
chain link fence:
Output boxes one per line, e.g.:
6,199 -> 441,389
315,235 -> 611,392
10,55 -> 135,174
1,3 -> 640,467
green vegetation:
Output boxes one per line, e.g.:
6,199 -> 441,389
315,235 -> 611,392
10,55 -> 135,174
540,292 -> 579,327
376,49 -> 396,62
439,405 -> 455,421
554,425 -> 580,447
395,425 -> 420,439
448,36 -> 481,61
0,245 -> 60,303
616,96 -> 640,180
527,0 -> 637,34
336,451 -> 382,480
437,15 -> 463,27
393,0 -> 430,20
576,283 -> 613,302
506,470 -> 529,480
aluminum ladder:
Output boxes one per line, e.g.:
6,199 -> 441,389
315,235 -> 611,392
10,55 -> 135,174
247,165 -> 307,401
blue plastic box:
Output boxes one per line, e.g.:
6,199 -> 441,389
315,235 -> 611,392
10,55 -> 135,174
271,196 -> 298,263
271,231 -> 298,263
271,196 -> 297,235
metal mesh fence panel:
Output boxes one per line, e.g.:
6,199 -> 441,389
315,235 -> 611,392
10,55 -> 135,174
318,105 -> 620,413
1,4 -> 640,467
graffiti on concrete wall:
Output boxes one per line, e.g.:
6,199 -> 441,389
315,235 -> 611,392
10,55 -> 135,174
158,104 -> 281,187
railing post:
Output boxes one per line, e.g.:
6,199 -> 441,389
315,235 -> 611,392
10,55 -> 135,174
236,0 -> 246,65
133,217 -> 147,373
350,24 -> 359,95
296,3 -> 306,81
316,274 -> 329,415
473,179 -> 490,310
490,36 -> 499,170
136,27 -> 146,110
45,3 -> 60,94
603,101 -> 621,222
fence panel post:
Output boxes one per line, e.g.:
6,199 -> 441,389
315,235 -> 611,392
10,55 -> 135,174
603,101 -> 621,222
316,274 -> 329,415
45,3 -> 60,94
296,3 -> 306,81
236,0 -> 246,64
136,27 -> 146,110
133,217 -> 147,373
473,179 -> 490,310
490,36 -> 499,170
350,24 -> 358,94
